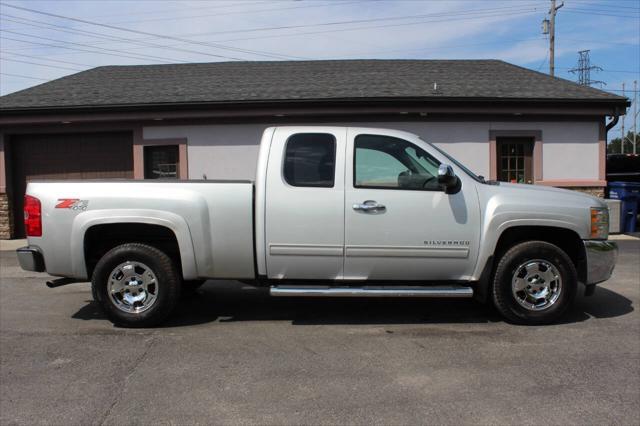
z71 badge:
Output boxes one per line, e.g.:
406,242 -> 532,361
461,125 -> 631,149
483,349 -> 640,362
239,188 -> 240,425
55,199 -> 89,211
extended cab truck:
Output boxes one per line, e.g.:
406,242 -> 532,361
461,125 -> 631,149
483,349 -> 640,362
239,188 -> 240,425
17,127 -> 618,327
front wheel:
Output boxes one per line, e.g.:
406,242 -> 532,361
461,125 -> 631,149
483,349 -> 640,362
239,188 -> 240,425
91,243 -> 181,327
492,241 -> 577,325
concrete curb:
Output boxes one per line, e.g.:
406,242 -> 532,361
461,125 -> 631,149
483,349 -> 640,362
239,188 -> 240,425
609,233 -> 640,241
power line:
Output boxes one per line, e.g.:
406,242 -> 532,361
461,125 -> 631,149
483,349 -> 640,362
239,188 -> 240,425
563,8 -> 640,19
1,2 -> 542,48
316,37 -> 546,59
568,3 -> 640,12
536,49 -> 549,72
570,0 -> 640,10
0,3 -> 541,54
0,51 -> 92,67
560,37 -> 639,47
0,13 -> 307,60
0,3 -> 309,60
128,7 -> 540,51
0,72 -> 48,81
88,0 -> 282,20
0,22 -> 250,62
219,9 -> 541,42
169,3 -> 543,37
0,57 -> 84,71
1,30 -> 193,63
0,36 -> 182,63
558,67 -> 640,74
108,0 -> 366,25
1,14 -> 150,44
94,3 -> 544,42
0,8 -> 543,61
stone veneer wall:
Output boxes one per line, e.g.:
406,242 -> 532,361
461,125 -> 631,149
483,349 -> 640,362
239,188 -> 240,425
0,193 -> 13,240
565,187 -> 605,198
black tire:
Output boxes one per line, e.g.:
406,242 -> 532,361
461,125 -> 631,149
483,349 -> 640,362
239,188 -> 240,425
91,243 -> 181,327
492,241 -> 577,325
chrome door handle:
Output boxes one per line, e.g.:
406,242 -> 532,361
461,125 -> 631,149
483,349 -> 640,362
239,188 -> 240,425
352,200 -> 386,212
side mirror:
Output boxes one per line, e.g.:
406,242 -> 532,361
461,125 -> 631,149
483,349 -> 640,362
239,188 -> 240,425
438,164 -> 461,194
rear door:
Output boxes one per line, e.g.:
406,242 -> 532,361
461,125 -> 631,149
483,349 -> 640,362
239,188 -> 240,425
264,127 -> 346,279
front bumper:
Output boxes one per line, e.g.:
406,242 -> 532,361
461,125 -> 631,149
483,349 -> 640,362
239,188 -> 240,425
583,240 -> 618,285
16,246 -> 45,272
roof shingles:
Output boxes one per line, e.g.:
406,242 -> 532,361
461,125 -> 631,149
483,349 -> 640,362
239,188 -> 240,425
0,59 -> 626,110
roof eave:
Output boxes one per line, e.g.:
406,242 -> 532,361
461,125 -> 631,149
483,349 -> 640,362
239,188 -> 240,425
0,96 -> 630,116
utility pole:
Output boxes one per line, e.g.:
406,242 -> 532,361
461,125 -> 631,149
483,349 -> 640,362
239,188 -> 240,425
621,82 -> 625,154
634,80 -> 637,154
549,0 -> 564,77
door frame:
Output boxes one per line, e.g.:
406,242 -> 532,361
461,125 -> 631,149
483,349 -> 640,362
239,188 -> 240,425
343,127 -> 481,281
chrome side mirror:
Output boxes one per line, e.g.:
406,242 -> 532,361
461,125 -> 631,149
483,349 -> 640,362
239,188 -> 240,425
438,164 -> 460,194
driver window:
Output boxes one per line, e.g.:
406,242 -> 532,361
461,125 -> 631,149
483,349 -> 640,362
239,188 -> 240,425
354,134 -> 441,190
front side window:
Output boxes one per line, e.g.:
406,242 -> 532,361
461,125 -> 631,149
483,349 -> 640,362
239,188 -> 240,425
354,134 -> 441,190
283,133 -> 336,187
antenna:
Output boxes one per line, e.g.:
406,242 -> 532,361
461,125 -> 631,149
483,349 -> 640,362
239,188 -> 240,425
568,50 -> 605,87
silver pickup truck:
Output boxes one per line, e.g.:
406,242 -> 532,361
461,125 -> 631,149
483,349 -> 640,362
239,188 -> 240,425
18,126 -> 617,327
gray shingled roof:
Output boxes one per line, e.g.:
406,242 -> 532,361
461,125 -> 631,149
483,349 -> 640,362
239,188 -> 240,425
0,59 -> 627,111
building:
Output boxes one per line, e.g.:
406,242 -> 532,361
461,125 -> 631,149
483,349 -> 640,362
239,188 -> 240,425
0,59 -> 629,239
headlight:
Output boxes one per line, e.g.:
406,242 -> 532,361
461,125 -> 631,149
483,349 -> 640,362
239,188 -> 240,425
590,207 -> 609,239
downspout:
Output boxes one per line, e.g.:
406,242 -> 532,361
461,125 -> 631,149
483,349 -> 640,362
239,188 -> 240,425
605,115 -> 619,133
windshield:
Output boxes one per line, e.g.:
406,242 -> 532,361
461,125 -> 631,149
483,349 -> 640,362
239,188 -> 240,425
422,140 -> 485,183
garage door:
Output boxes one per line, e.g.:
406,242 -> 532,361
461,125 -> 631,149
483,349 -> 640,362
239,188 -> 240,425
10,132 -> 133,237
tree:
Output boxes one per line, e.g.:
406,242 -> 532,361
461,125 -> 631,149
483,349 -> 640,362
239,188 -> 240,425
608,131 -> 640,154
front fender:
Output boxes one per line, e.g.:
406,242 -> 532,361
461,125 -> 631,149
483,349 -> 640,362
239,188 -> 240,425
473,216 -> 586,281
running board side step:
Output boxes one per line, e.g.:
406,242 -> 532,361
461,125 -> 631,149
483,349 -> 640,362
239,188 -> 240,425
270,285 -> 473,298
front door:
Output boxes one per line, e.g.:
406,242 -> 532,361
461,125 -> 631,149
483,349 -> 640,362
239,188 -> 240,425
343,129 -> 480,281
496,137 -> 534,184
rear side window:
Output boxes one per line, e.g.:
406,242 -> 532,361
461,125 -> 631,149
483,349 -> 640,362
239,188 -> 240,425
283,133 -> 336,187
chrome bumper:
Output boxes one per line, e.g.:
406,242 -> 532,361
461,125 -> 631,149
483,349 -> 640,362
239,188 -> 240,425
583,240 -> 618,285
16,246 -> 45,272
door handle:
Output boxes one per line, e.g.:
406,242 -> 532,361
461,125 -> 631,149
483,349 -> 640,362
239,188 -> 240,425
353,200 -> 386,212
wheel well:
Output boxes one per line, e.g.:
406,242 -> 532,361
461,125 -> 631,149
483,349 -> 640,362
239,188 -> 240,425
493,226 -> 587,283
84,223 -> 181,279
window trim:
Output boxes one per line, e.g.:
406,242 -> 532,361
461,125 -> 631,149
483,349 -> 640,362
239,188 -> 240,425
134,134 -> 188,180
282,133 -> 337,188
352,134 -> 444,192
489,130 -> 542,182
143,144 -> 180,179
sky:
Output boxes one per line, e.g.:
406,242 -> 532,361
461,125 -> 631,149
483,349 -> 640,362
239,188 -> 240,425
0,0 -> 638,140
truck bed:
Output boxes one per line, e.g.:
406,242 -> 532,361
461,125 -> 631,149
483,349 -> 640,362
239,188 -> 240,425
26,180 -> 256,280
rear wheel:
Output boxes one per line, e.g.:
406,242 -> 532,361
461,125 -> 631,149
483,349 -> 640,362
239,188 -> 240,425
492,241 -> 577,325
91,243 -> 181,327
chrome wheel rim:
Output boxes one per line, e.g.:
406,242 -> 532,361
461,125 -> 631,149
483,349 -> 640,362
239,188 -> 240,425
108,261 -> 158,314
511,259 -> 562,311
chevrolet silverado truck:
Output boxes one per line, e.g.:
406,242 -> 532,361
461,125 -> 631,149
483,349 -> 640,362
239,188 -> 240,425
17,126 -> 618,327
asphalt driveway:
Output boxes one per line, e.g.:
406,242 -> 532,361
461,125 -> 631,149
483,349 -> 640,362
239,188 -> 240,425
1,238 -> 638,425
